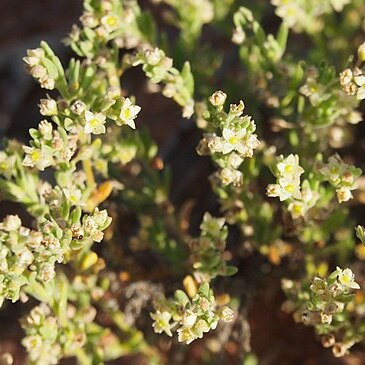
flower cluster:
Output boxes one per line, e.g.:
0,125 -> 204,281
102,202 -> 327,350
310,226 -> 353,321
188,213 -> 237,281
65,0 -> 151,58
23,121 -> 78,171
21,302 -> 92,365
232,6 -> 288,66
267,154 -> 321,219
282,266 -> 360,357
197,91 -> 260,186
299,66 -> 361,130
316,154 -> 362,203
151,282 -> 233,344
0,206 -> 111,307
267,154 -> 304,201
23,44 -> 61,90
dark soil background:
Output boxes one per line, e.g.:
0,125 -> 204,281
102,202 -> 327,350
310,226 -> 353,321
1,1 -> 365,365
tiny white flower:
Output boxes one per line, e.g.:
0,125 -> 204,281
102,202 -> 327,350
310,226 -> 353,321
22,145 -> 54,171
337,267 -> 360,289
222,128 -> 246,155
277,154 -> 304,181
119,98 -> 141,129
288,200 -> 306,219
101,14 -> 120,33
200,213 -> 225,237
150,311 -> 173,337
336,187 -> 352,203
84,111 -> 106,134
318,155 -> 345,182
278,177 -> 302,201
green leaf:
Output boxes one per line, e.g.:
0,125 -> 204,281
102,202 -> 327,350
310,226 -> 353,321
198,282 -> 210,298
42,58 -> 59,79
276,23 -> 289,53
181,62 -> 194,95
174,290 -> 190,307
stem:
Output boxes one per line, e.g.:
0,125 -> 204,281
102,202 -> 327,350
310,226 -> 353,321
75,348 -> 92,365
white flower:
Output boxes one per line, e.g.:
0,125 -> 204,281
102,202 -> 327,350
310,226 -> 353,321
277,154 -> 304,181
22,145 -> 54,171
119,98 -> 141,129
200,213 -> 225,237
221,128 -> 247,155
318,155 -> 344,182
84,111 -> 106,134
150,311 -> 173,337
336,267 -> 360,289
277,177 -> 302,201
267,177 -> 302,201
288,200 -> 306,219
101,14 -> 120,33
336,187 -> 352,203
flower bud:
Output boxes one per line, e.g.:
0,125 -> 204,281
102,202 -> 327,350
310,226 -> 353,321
39,98 -> 58,116
209,91 -> 227,107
